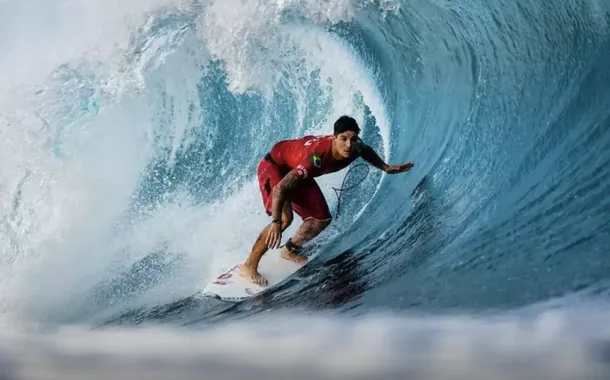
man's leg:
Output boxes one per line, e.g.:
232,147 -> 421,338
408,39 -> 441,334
240,202 -> 293,285
281,179 -> 332,264
239,158 -> 289,285
280,217 -> 330,264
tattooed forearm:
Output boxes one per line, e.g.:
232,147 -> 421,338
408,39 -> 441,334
360,145 -> 388,171
271,172 -> 301,220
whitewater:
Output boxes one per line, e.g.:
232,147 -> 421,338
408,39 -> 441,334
1,0 -> 609,378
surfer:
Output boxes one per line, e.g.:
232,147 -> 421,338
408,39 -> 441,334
239,115 -> 414,285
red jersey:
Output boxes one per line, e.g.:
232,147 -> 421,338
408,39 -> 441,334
268,135 -> 359,179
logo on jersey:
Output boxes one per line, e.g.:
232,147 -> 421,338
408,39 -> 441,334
304,136 -> 322,147
296,164 -> 308,178
309,153 -> 322,168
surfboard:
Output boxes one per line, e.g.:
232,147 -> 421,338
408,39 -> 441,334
202,250 -> 305,302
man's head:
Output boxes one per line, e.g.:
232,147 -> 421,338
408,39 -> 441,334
332,115 -> 361,159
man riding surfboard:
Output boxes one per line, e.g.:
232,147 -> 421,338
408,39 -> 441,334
240,115 -> 414,285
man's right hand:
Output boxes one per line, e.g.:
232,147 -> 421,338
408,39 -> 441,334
385,162 -> 414,174
265,221 -> 282,249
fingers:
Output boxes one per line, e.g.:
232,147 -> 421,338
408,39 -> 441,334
386,162 -> 413,174
264,225 -> 271,246
265,232 -> 271,247
388,165 -> 403,174
400,162 -> 414,172
265,225 -> 281,249
273,227 -> 280,248
272,233 -> 281,248
265,225 -> 273,247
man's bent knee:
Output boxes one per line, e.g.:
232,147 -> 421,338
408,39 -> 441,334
318,218 -> 331,229
306,217 -> 331,231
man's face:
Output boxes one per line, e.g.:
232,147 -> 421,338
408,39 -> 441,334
333,130 -> 359,159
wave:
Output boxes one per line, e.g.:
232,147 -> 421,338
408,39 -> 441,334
0,2 -> 609,378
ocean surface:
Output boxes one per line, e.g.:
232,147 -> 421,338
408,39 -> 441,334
1,0 -> 610,379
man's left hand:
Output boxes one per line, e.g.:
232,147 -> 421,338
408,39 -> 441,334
385,162 -> 414,174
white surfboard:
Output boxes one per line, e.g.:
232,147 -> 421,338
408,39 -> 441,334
202,250 -> 305,302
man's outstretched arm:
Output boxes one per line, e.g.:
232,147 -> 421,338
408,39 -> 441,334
359,143 -> 388,171
360,143 -> 414,174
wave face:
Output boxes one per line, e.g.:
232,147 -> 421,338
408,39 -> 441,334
1,0 -> 610,378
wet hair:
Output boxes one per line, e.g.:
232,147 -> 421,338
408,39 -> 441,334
333,115 -> 361,135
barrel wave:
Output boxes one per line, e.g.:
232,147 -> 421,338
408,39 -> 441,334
1,0 -> 609,379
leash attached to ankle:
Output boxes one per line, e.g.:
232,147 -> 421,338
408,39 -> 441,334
284,238 -> 303,254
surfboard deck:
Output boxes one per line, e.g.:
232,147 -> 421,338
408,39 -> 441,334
202,250 -> 305,303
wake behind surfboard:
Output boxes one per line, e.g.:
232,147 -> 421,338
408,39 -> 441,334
202,250 -> 305,302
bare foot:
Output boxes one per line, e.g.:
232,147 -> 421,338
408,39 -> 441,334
239,265 -> 268,286
280,247 -> 308,265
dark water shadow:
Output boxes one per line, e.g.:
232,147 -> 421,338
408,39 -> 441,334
97,292 -> 238,328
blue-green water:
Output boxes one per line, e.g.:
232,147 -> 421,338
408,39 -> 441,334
1,0 -> 609,378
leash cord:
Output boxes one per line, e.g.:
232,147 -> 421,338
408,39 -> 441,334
332,163 -> 370,217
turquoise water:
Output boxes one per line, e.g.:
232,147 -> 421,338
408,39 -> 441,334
1,0 -> 609,378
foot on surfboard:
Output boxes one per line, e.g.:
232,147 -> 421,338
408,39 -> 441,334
239,264 -> 268,286
280,248 -> 308,265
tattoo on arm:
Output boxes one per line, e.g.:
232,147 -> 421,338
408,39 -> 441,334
271,171 -> 302,220
360,144 -> 388,171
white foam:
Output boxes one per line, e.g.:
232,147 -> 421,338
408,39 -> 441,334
200,0 -> 361,94
0,0 -> 398,327
0,0 -> 193,316
0,0 -> 189,97
198,0 -> 392,155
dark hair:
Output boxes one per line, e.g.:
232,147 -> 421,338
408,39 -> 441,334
333,115 -> 361,135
